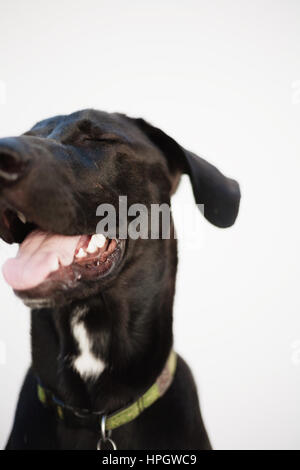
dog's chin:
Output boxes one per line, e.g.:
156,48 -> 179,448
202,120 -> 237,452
13,238 -> 126,308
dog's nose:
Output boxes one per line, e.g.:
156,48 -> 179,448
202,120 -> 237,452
0,138 -> 27,183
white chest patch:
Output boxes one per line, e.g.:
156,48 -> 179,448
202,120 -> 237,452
71,307 -> 105,381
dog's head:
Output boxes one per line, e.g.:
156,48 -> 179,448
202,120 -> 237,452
0,109 -> 240,307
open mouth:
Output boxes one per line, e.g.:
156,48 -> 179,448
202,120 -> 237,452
0,208 -> 125,294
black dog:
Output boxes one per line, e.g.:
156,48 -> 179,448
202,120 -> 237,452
0,110 -> 240,450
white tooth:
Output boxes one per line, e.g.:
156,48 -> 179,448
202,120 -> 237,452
86,239 -> 97,253
17,211 -> 26,224
51,257 -> 59,272
76,248 -> 87,258
92,233 -> 106,248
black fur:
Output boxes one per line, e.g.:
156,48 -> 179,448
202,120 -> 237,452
0,110 -> 240,450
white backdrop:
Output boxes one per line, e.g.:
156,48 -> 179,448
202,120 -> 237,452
0,0 -> 300,450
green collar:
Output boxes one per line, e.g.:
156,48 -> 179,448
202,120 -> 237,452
37,350 -> 177,433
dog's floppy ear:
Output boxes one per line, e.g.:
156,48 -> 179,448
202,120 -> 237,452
134,118 -> 241,228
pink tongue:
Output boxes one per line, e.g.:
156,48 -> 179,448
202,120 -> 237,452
2,230 -> 81,290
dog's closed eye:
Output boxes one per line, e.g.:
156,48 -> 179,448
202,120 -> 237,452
62,128 -> 124,146
72,120 -> 125,145
80,134 -> 123,145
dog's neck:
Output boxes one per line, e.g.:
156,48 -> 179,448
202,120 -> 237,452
30,245 -> 177,413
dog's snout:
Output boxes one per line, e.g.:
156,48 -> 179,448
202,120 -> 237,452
0,139 -> 27,184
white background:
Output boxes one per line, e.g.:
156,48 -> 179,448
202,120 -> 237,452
0,0 -> 300,450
